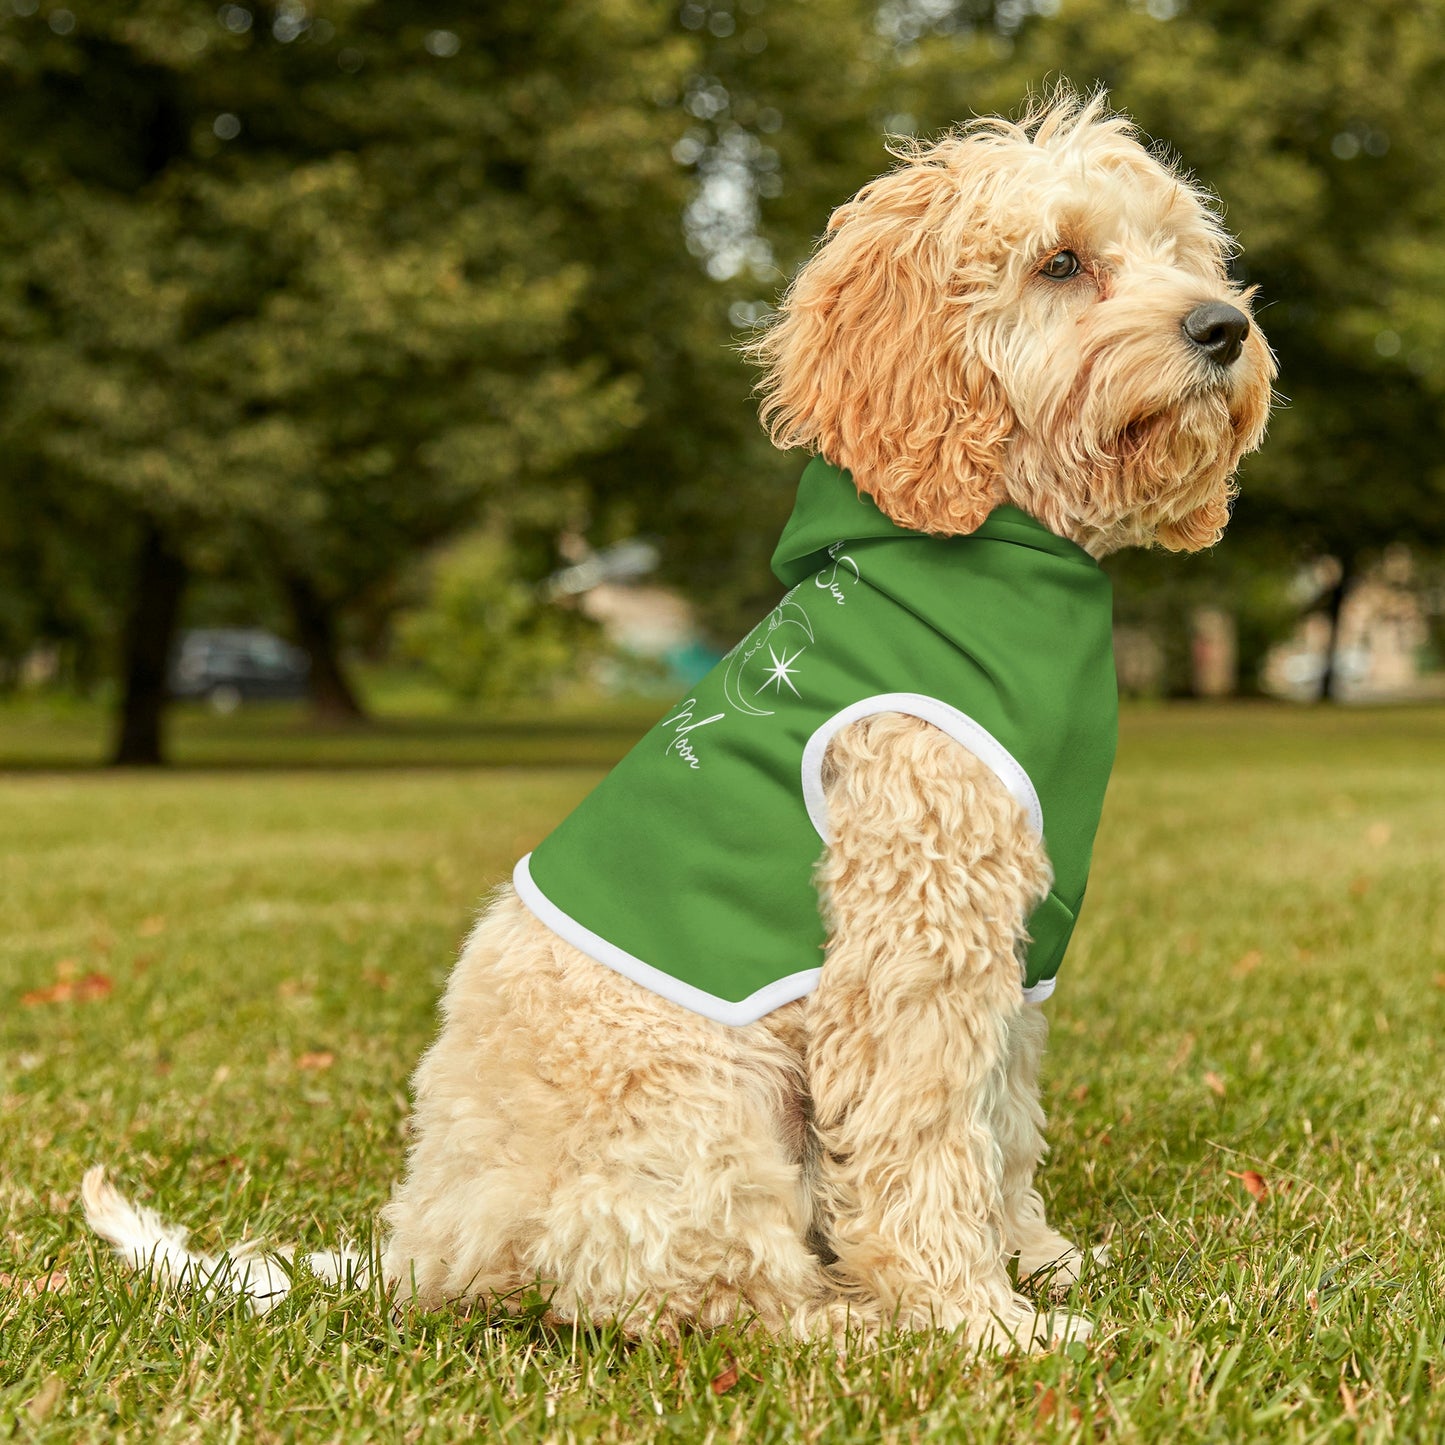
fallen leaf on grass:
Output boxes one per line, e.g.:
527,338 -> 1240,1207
21,973 -> 113,1007
361,968 -> 394,992
1433,973 -> 1445,990
1232,950 -> 1263,977
137,915 -> 167,937
27,1374 -> 64,1423
1203,1071 -> 1227,1098
1364,822 -> 1391,849
296,1051 -> 335,1072
1070,1084 -> 1089,1103
1348,876 -> 1372,899
1034,1384 -> 1083,1428
0,1268 -> 69,1298
21,983 -> 67,1007
710,1358 -> 739,1395
1228,1169 -> 1269,1201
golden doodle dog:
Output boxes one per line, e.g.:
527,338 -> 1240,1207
85,90 -> 1274,1351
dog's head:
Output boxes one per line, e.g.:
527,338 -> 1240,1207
751,89 -> 1275,554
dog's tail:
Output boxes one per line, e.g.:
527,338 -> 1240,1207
81,1165 -> 368,1315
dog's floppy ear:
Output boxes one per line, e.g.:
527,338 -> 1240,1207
749,146 -> 1012,535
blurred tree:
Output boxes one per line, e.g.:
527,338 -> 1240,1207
0,455 -> 130,693
396,527 -> 595,705
0,0 -> 690,758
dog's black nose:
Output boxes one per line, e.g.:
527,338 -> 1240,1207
1182,302 -> 1250,367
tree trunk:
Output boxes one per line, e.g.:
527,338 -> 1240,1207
111,521 -> 187,766
1317,553 -> 1355,703
283,572 -> 366,724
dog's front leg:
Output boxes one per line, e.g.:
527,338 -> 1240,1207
993,1003 -> 1100,1291
806,712 -> 1088,1350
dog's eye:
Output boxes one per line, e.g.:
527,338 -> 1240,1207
1040,250 -> 1081,280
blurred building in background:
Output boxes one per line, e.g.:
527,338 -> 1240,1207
548,539 -> 722,689
1262,551 -> 1440,702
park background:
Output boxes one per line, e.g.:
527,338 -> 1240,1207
2,2 -> 1444,1442
2,0 -> 1445,752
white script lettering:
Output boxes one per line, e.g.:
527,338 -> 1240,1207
662,699 -> 724,769
816,551 -> 860,605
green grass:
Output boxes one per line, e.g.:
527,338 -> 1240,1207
2,702 -> 1443,1442
0,686 -> 667,771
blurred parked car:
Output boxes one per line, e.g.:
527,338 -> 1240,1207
169,629 -> 310,712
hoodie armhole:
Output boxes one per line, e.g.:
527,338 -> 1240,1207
800,692 -> 1044,843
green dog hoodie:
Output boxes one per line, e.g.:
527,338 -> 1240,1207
515,457 -> 1118,1025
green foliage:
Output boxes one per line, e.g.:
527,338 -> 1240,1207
0,460 -> 134,689
2,704 -> 1444,1439
0,0 -> 697,676
0,0 -> 708,716
0,0 -> 891,681
397,531 -> 594,705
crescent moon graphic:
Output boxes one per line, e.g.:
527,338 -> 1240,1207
723,640 -> 774,717
775,595 -> 816,642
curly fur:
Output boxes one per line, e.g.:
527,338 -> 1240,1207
85,87 -> 1272,1354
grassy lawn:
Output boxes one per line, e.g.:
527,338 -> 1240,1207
0,687 -> 668,772
2,702 -> 1442,1442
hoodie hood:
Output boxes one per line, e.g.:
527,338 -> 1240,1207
771,456 -> 1098,588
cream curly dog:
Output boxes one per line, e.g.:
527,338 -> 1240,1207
85,91 -> 1273,1351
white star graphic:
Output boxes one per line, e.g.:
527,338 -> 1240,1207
757,644 -> 804,697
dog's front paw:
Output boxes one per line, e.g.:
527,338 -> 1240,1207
1032,1308 -> 1093,1348
1018,1239 -> 1110,1295
971,1296 -> 1093,1353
